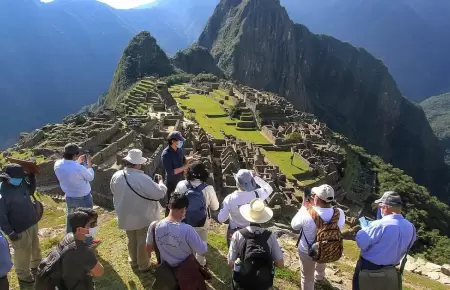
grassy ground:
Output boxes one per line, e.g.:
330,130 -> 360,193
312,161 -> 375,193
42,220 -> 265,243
173,92 -> 270,144
7,197 -> 447,289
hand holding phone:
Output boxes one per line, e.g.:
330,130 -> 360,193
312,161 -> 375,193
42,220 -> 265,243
359,217 -> 370,228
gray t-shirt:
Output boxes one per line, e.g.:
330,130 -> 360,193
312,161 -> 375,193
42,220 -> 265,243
146,220 -> 207,267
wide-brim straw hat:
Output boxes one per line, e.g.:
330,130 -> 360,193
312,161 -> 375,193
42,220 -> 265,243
123,149 -> 148,165
239,198 -> 273,224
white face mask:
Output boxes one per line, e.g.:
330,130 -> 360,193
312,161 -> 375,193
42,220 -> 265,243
88,226 -> 99,237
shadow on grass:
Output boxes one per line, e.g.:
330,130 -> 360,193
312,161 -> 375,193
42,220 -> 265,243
206,246 -> 232,290
94,255 -> 130,290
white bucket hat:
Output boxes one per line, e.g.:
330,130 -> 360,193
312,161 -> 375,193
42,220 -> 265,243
239,198 -> 273,224
123,149 -> 147,165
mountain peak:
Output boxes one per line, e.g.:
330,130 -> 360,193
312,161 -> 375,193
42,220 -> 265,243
198,0 -> 449,197
103,31 -> 173,108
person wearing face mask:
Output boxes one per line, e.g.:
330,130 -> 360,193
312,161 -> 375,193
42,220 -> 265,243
290,184 -> 346,290
161,131 -> 198,216
0,163 -> 42,284
353,192 -> 416,290
57,209 -> 104,290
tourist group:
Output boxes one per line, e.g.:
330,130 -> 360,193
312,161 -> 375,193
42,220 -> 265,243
0,131 -> 416,290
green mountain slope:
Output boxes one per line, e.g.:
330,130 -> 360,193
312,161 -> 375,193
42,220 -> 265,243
103,31 -> 174,108
421,92 -> 450,165
171,44 -> 224,77
198,0 -> 449,199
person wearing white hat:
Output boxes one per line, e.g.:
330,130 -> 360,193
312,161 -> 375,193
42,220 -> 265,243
218,169 -> 274,247
227,198 -> 284,290
110,149 -> 167,272
291,184 -> 346,290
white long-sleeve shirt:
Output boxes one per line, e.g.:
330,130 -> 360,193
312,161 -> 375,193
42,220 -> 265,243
110,168 -> 167,230
54,159 -> 94,198
218,176 -> 273,229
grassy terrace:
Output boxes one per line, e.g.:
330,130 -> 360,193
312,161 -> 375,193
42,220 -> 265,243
172,91 -> 270,144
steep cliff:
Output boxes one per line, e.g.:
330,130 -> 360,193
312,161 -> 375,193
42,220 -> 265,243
198,0 -> 448,198
421,92 -> 450,165
171,44 -> 224,77
104,31 -> 174,108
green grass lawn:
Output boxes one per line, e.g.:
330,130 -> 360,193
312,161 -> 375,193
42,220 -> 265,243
176,93 -> 270,144
261,149 -> 316,183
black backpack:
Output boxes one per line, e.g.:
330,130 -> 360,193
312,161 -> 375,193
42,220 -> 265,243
234,228 -> 274,290
34,239 -> 77,290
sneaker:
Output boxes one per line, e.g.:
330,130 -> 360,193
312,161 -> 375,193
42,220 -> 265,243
19,275 -> 35,283
89,239 -> 101,249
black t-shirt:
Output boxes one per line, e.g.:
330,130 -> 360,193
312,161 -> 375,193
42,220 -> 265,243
61,234 -> 98,290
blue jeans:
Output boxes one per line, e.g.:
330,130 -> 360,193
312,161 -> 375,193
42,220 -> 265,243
66,194 -> 94,245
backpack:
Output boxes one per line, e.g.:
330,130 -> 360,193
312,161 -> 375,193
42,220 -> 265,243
304,207 -> 343,263
34,239 -> 77,290
235,228 -> 274,290
183,181 -> 208,227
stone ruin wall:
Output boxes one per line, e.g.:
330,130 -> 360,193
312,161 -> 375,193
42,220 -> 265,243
91,130 -> 137,165
79,122 -> 121,151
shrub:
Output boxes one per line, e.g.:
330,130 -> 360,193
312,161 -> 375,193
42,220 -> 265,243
285,132 -> 302,143
219,100 -> 225,105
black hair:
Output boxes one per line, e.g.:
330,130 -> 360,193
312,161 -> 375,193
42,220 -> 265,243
167,138 -> 177,146
63,153 -> 77,160
186,162 -> 209,182
169,194 -> 189,210
75,207 -> 98,220
68,211 -> 90,234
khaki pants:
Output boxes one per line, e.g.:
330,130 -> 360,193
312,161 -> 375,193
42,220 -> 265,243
126,226 -> 150,268
195,219 -> 209,266
299,251 -> 326,290
11,224 -> 42,279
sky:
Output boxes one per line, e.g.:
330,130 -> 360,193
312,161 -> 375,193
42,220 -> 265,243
41,0 -> 157,9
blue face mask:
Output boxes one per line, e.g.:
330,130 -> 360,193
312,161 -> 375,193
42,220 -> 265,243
177,141 -> 184,149
9,178 -> 23,186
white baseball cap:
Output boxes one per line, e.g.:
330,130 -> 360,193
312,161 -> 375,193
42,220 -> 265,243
311,184 -> 335,203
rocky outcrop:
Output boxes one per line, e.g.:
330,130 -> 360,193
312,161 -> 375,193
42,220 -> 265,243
198,0 -> 448,198
405,256 -> 450,285
421,92 -> 450,165
172,44 -> 224,77
104,31 -> 174,108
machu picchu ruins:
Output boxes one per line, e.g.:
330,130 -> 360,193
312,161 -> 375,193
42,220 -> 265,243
2,77 -> 378,227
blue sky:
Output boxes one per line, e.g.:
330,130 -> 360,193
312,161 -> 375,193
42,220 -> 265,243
41,0 -> 157,9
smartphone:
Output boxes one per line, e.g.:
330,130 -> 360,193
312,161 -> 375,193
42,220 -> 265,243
83,152 -> 89,167
359,217 -> 369,228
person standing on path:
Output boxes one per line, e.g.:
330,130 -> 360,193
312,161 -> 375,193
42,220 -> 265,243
54,143 -> 100,247
174,162 -> 219,266
0,164 -> 42,283
161,131 -> 198,216
291,184 -> 346,290
110,149 -> 167,272
352,192 -> 416,290
218,169 -> 274,247
0,230 -> 13,289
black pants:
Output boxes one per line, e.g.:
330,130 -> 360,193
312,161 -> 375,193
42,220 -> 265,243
352,257 -> 391,290
0,276 -> 9,290
164,182 -> 178,217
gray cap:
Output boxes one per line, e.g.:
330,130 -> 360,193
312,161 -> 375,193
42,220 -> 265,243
374,191 -> 403,207
234,169 -> 257,192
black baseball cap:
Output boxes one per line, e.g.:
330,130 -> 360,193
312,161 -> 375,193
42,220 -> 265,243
64,143 -> 81,155
0,163 -> 27,179
167,131 -> 185,142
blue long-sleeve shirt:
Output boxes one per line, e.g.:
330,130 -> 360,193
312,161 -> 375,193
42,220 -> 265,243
0,231 -> 12,277
356,214 -> 416,266
161,146 -> 186,184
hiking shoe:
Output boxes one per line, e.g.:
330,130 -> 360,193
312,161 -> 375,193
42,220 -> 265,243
89,239 -> 101,249
19,275 -> 35,283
